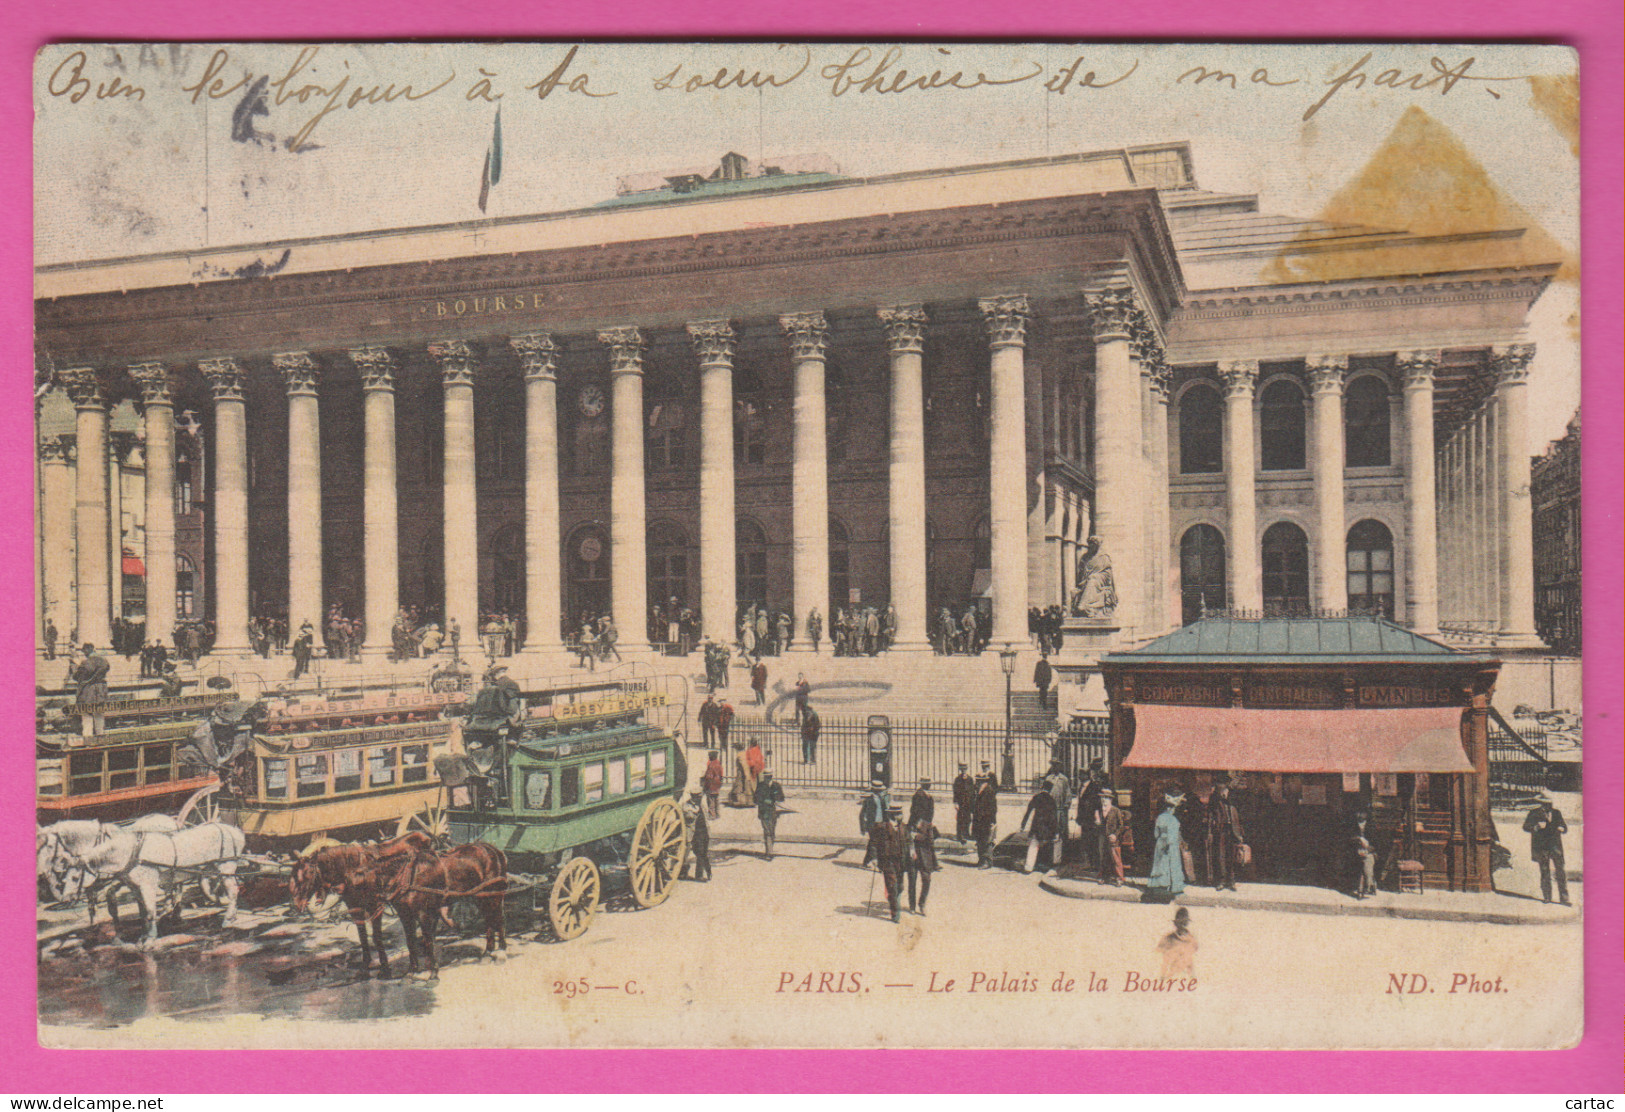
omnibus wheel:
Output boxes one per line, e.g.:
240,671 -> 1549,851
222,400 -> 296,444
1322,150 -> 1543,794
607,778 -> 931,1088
546,856 -> 600,941
627,796 -> 686,909
397,801 -> 450,845
177,784 -> 220,828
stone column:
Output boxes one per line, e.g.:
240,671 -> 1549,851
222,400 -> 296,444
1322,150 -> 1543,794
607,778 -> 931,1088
780,312 -> 831,643
107,432 -> 128,620
39,433 -> 77,650
1491,344 -> 1541,647
511,333 -> 565,655
61,369 -> 112,651
130,365 -> 177,646
1397,351 -> 1441,633
599,327 -> 651,652
879,303 -> 931,650
1085,287 -> 1143,635
980,295 -> 1032,648
687,320 -> 738,647
430,340 -> 481,650
276,352 -> 324,634
1219,360 -> 1261,612
350,346 -> 400,656
1148,362 -> 1174,632
1307,354 -> 1349,613
200,358 -> 250,653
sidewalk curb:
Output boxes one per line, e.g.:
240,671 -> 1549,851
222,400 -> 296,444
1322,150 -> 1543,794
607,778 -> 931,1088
1037,876 -> 1580,926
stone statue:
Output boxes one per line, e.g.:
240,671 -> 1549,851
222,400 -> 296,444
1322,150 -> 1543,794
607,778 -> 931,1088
1071,536 -> 1118,618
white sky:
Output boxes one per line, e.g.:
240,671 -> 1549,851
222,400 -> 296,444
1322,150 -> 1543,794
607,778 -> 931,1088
33,42 -> 1580,448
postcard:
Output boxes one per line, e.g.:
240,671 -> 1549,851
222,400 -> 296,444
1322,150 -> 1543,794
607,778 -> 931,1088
32,41 -> 1582,1050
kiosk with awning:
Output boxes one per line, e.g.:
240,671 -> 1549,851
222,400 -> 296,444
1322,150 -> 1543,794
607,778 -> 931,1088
1099,617 -> 1500,893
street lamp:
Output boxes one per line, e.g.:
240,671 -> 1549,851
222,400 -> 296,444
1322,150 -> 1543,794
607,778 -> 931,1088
999,643 -> 1018,788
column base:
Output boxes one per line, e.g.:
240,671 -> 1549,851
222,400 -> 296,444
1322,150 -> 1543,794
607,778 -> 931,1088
1495,631 -> 1548,652
520,642 -> 567,657
885,639 -> 935,653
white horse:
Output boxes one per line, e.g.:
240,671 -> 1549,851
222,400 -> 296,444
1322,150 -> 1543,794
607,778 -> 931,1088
39,820 -> 245,944
36,815 -> 181,904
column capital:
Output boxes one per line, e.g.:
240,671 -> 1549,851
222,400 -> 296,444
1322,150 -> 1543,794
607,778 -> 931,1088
349,345 -> 397,391
1217,359 -> 1259,399
510,332 -> 559,380
878,303 -> 928,354
110,430 -> 140,462
1306,354 -> 1349,395
597,326 -> 646,374
686,319 -> 737,365
1128,307 -> 1164,369
779,312 -> 829,360
59,367 -> 108,410
128,362 -> 174,407
199,358 -> 246,402
978,295 -> 1030,348
1083,286 -> 1138,342
1395,349 -> 1441,389
429,339 -> 480,386
1490,343 -> 1535,386
274,350 -> 321,397
39,433 -> 76,465
1149,364 -> 1173,403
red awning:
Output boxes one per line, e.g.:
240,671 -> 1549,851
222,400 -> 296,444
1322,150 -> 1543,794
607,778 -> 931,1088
121,554 -> 146,576
1123,703 -> 1473,774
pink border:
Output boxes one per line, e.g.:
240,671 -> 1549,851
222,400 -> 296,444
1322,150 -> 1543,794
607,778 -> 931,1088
8,3 -> 1620,1092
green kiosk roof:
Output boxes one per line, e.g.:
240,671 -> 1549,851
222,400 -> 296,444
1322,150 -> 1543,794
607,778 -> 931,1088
1102,617 -> 1496,666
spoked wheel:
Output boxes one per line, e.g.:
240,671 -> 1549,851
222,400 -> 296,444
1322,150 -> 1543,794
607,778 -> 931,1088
546,856 -> 601,941
396,798 -> 451,845
177,783 -> 220,827
627,797 -> 686,908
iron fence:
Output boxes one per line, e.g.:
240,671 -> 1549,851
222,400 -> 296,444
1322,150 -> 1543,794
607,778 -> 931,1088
1488,716 -> 1553,804
724,714 -> 1110,792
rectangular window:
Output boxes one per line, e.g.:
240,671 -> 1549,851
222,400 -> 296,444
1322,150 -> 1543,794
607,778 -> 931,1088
607,758 -> 627,797
108,746 -> 138,791
333,748 -> 362,793
366,747 -> 396,787
295,754 -> 329,799
68,750 -> 103,796
401,743 -> 429,784
628,752 -> 648,793
264,758 -> 288,799
650,748 -> 667,787
142,743 -> 172,785
524,770 -> 552,810
560,766 -> 580,808
582,761 -> 605,804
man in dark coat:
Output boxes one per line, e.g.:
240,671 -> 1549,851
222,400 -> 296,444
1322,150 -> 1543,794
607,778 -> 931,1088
906,812 -> 939,916
952,762 -> 976,845
800,705 -> 821,764
1076,763 -> 1105,870
908,777 -> 935,828
681,791 -> 712,882
1021,787 -> 1062,874
863,803 -> 909,922
750,659 -> 768,705
1099,791 -> 1128,884
1033,654 -> 1053,711
698,694 -> 720,748
972,771 -> 1000,869
291,621 -> 314,679
43,619 -> 58,660
1523,799 -> 1570,905
70,643 -> 110,738
755,769 -> 786,859
1204,779 -> 1244,891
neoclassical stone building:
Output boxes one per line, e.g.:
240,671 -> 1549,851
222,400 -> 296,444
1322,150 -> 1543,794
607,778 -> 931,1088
33,141 -> 1557,661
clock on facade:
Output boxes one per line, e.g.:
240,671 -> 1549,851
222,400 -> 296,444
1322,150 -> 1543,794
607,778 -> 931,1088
578,383 -> 607,417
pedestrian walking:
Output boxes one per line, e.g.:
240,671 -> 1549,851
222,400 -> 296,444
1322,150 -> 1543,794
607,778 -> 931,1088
863,803 -> 909,922
1523,799 -> 1571,905
1020,787 -> 1062,874
701,750 -> 725,819
682,792 -> 713,882
792,673 -> 811,725
972,769 -> 1000,869
1204,777 -> 1243,891
1076,760 -> 1105,869
906,810 -> 939,916
1157,907 -> 1198,978
699,693 -> 720,748
1098,792 -> 1127,885
755,769 -> 785,858
952,762 -> 976,845
1033,654 -> 1053,711
291,621 -> 314,680
800,705 -> 821,764
728,741 -> 753,807
751,659 -> 768,705
908,777 -> 935,827
599,618 -> 621,663
859,780 -> 890,836
807,607 -> 822,653
1350,812 -> 1377,898
716,698 -> 735,747
1146,791 -> 1187,902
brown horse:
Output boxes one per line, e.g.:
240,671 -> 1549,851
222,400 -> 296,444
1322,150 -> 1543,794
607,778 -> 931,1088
378,843 -> 508,977
288,831 -> 434,974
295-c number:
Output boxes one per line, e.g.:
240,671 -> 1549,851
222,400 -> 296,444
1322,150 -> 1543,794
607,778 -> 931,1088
554,977 -> 642,998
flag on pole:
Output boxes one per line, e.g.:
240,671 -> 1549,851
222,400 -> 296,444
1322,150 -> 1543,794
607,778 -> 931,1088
477,105 -> 503,213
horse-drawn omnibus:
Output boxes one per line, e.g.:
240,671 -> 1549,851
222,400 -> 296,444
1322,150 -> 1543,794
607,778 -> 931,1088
446,675 -> 690,941
36,689 -> 236,824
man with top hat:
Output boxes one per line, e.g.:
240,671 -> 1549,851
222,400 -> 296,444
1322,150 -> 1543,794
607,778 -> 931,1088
908,777 -> 936,828
1523,798 -> 1571,905
906,778 -> 940,915
1204,775 -> 1244,891
1076,759 -> 1106,870
1020,782 -> 1063,874
863,802 -> 909,922
952,761 -> 976,845
800,703 -> 821,764
972,764 -> 1000,868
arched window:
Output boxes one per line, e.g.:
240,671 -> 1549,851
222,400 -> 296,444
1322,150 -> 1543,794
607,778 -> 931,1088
487,524 -> 524,618
1345,376 -> 1392,467
1180,525 -> 1227,625
1346,519 -> 1395,619
1259,379 -> 1306,471
736,519 -> 768,608
174,447 -> 194,516
1261,521 -> 1311,615
647,522 -> 691,611
734,365 -> 767,467
175,555 -> 196,619
1179,383 -> 1224,474
566,525 -> 610,625
973,515 -> 991,573
646,372 -> 689,471
828,516 -> 850,614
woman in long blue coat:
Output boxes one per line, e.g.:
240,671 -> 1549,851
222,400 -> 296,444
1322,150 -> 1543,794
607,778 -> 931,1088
1146,791 -> 1186,902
